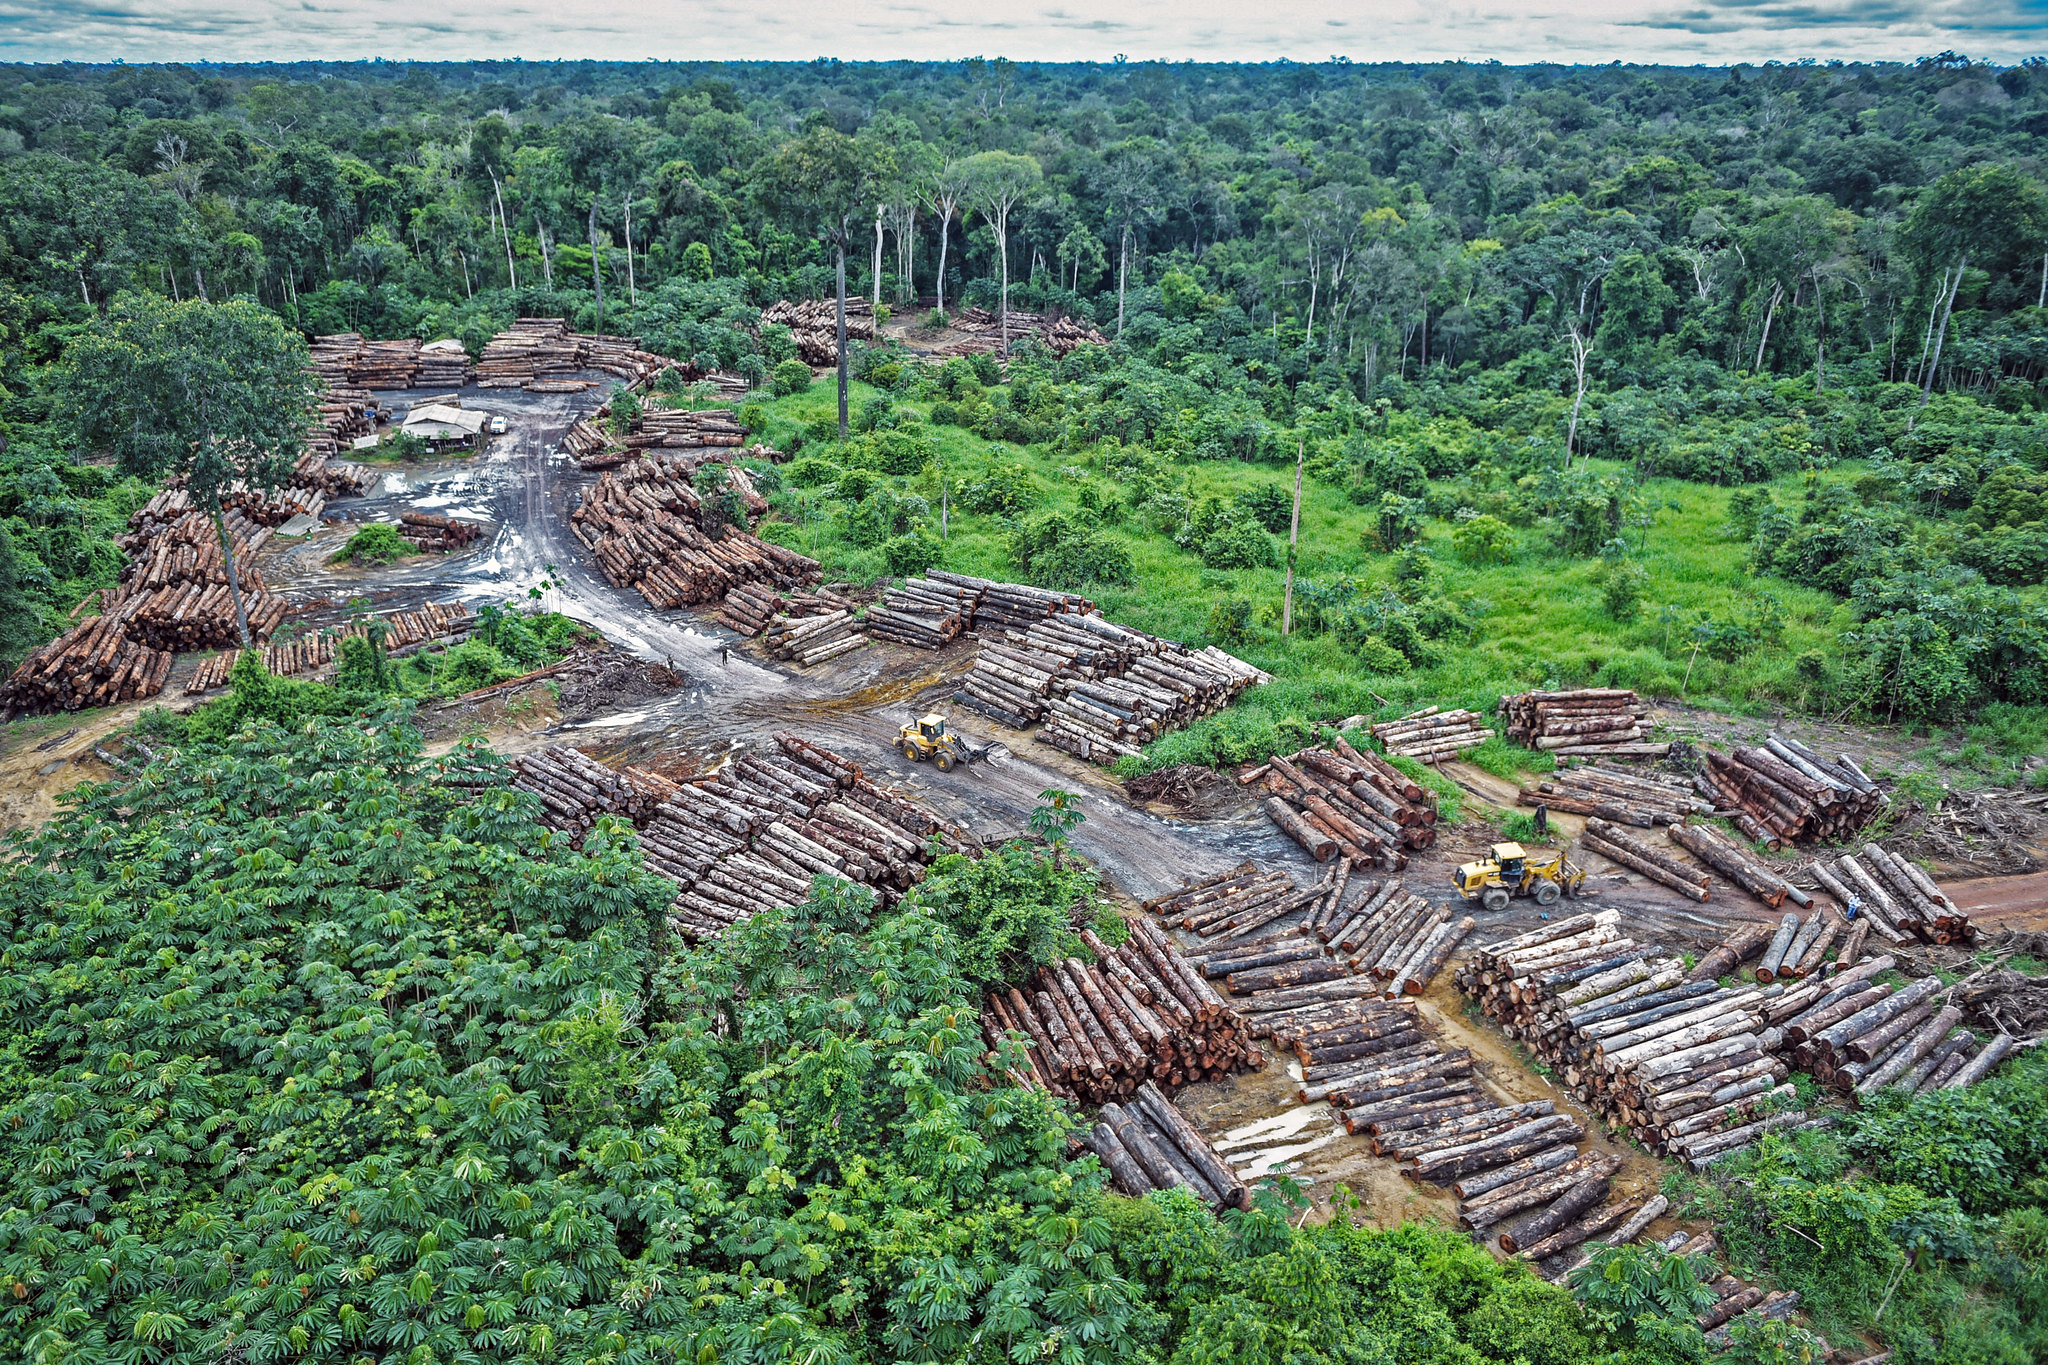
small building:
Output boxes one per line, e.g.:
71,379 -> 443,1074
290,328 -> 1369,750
400,404 -> 489,443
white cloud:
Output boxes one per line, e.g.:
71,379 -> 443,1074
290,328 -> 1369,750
0,0 -> 2039,63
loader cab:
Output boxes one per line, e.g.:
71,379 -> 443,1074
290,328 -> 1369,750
917,713 -> 946,741
1492,842 -> 1527,885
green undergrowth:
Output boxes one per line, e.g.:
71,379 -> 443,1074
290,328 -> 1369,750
739,376 -> 1950,782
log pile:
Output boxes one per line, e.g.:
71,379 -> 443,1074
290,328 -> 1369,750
476,318 -> 585,388
950,593 -> 1268,762
1666,822 -> 1810,911
115,507 -> 292,651
310,333 -> 364,385
183,601 -> 476,693
1578,817 -> 1713,902
417,339 -> 470,387
1695,736 -> 1888,847
929,307 -> 1109,358
1371,706 -> 1494,761
397,512 -> 486,553
569,452 -> 823,609
763,610 -> 868,667
716,582 -> 858,637
512,744 -> 654,837
565,402 -> 752,468
0,609 -> 172,716
1774,960 -> 2014,1096
1243,737 -> 1439,868
1809,842 -> 1975,945
760,298 -> 876,367
866,577 -> 977,650
1080,1082 -> 1250,1210
1499,688 -> 1667,757
497,731 -> 972,941
986,918 -> 1260,1109
293,446 -> 375,498
1454,913 -> 1818,1165
1520,764 -> 1708,827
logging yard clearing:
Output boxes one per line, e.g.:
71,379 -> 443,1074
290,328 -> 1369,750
5,360 -> 2046,1362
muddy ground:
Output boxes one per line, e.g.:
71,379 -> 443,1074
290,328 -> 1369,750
4,371 -> 2043,1253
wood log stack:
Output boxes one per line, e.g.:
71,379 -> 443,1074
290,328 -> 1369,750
1371,706 -> 1494,761
1453,913 -> 1818,1166
512,744 -> 653,839
986,918 -> 1260,1109
760,298 -> 875,367
1695,736 -> 1888,847
183,601 -> 475,693
1499,688 -> 1667,757
928,570 -> 1091,631
476,318 -> 585,388
495,731 -> 972,941
397,512 -> 486,553
1520,764 -> 1708,827
565,402 -> 752,468
310,333 -> 365,385
866,577 -> 978,650
950,592 -> 1269,762
417,339 -> 470,387
1665,822 -> 1809,911
716,583 -> 858,638
1809,842 -> 1974,945
569,453 -> 823,609
1080,1082 -> 1250,1210
929,308 -> 1109,358
115,506 -> 292,651
293,446 -> 375,498
1243,737 -> 1438,868
1578,818 -> 1713,902
764,610 -> 868,667
0,606 -> 172,717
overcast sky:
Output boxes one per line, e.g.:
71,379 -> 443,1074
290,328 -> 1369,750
0,0 -> 2040,65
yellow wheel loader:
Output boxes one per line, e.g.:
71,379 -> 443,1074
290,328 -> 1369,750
897,712 -> 1008,774
1451,841 -> 1586,912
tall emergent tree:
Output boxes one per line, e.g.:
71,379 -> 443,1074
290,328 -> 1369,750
55,295 -> 317,646
962,150 -> 1043,356
761,128 -> 896,438
1901,164 -> 2048,403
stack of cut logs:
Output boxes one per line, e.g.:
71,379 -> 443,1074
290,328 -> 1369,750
866,577 -> 977,650
506,732 -> 974,940
760,298 -> 876,367
935,570 -> 1092,630
511,745 -> 654,837
716,582 -> 858,637
396,512 -> 485,553
1180,872 -> 1476,998
116,506 -> 292,651
1809,842 -> 1975,945
1770,949 -> 2014,1095
984,916 -> 1259,1107
764,610 -> 867,667
417,339 -> 470,387
1695,736 -> 1888,847
564,402 -> 751,468
1240,738 -> 1438,868
0,608 -> 172,717
1667,823 -> 1810,910
310,333 -> 365,385
293,445 -> 374,498
1371,706 -> 1494,761
929,308 -> 1110,358
1079,1082 -> 1251,1210
569,452 -> 822,609
476,318 -> 585,388
1499,689 -> 1667,757
1456,913 -> 1819,1167
953,597 -> 1268,763
1578,818 -> 1713,903
1520,764 -> 1707,826
183,601 -> 475,692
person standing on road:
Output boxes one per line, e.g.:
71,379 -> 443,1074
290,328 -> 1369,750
721,644 -> 731,666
